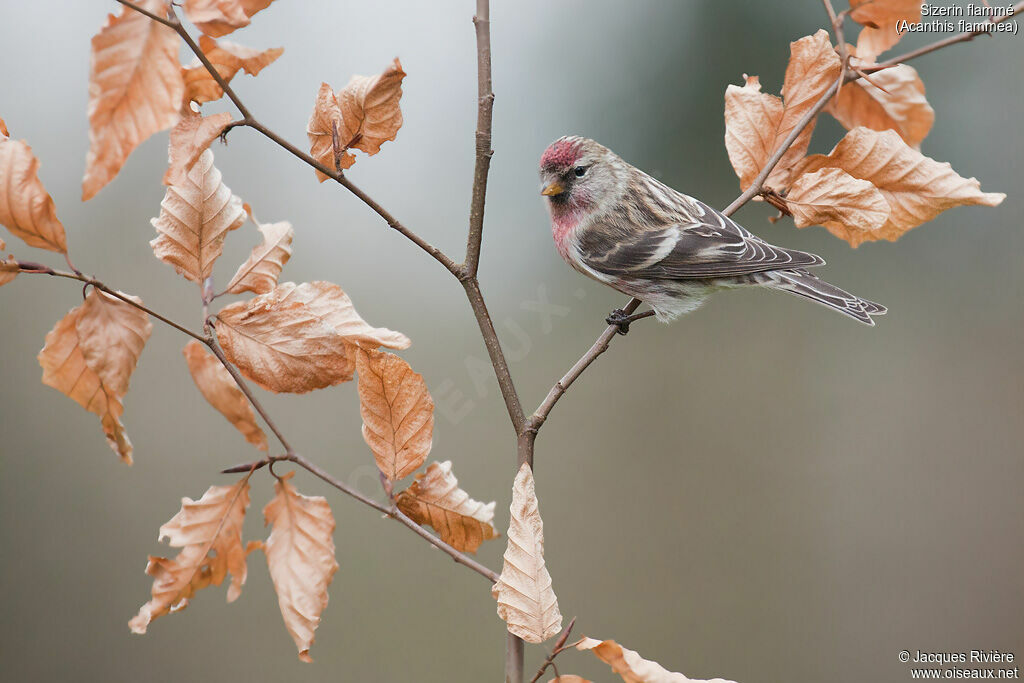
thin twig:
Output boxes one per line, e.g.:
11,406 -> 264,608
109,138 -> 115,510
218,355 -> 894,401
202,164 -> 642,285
220,452 -> 501,582
465,0 -> 494,277
18,264 -> 208,343
463,276 -> 526,434
528,617 -> 577,683
203,335 -> 296,455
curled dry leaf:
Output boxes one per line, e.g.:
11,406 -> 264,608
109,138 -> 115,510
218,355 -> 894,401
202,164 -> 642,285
151,148 -> 246,284
223,220 -> 294,295
576,637 -> 737,683
356,348 -> 433,481
724,30 -> 841,190
183,340 -> 267,451
182,0 -> 277,38
164,105 -> 233,186
213,281 -> 356,393
395,460 -> 497,554
0,135 -> 67,253
784,168 -> 890,246
182,0 -> 248,37
794,127 -> 1005,245
307,59 -> 406,180
130,477 -> 251,634
182,35 -> 284,105
827,65 -> 934,148
263,472 -> 338,663
849,0 -> 920,61
83,0 -> 184,200
492,463 -> 562,644
287,280 -> 410,351
38,289 -> 153,463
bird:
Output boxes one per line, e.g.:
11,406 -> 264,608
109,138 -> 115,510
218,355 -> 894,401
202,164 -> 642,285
538,135 -> 886,333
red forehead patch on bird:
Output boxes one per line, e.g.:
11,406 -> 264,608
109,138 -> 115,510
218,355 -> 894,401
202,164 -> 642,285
540,138 -> 583,169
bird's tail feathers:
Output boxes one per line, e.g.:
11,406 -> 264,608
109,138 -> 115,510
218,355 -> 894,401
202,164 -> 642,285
764,269 -> 886,326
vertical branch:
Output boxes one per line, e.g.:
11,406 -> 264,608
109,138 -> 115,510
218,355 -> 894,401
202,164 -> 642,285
466,0 -> 494,276
506,634 -> 525,683
465,4 -> 526,681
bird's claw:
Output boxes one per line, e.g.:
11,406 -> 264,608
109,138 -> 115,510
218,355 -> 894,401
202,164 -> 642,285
605,308 -> 633,335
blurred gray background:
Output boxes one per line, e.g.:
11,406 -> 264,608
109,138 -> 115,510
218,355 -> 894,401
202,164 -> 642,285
1,2 -> 1022,682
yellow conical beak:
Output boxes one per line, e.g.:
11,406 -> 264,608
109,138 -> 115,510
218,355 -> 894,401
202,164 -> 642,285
541,181 -> 565,197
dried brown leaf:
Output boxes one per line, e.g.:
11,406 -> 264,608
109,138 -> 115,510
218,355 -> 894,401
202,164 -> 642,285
849,1 -> 920,61
576,637 -> 737,683
307,59 -> 405,180
855,23 -> 902,62
83,0 -> 184,200
286,280 -> 410,351
356,348 -> 433,481
849,0 -> 920,24
724,30 -> 841,190
492,463 -> 562,644
151,148 -> 246,284
182,35 -> 283,105
224,220 -> 293,295
0,136 -> 67,253
38,290 -> 152,463
130,477 -> 251,634
827,65 -> 934,148
183,340 -> 267,451
213,282 -> 356,393
307,82 -> 350,178
164,106 -> 233,186
794,127 -> 1005,245
182,0 -> 249,37
785,168 -> 890,246
0,250 -> 16,288
263,472 -> 338,663
239,0 -> 275,17
396,460 -> 497,553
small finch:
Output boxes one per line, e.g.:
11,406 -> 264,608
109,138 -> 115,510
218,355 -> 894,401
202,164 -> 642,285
539,136 -> 886,332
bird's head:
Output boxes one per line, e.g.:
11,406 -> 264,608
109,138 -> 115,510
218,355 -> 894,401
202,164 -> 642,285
539,136 -> 622,214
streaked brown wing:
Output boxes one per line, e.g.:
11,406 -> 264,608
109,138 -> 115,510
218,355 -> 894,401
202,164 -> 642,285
579,197 -> 824,280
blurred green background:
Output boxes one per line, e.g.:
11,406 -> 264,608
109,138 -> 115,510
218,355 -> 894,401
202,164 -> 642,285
2,2 -> 1022,681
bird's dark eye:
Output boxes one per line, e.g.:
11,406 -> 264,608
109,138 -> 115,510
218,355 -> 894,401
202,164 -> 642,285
573,166 -> 587,177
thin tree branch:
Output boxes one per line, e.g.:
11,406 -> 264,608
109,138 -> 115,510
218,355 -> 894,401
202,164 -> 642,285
222,452 -> 501,582
18,263 -> 208,343
465,0 -> 494,277
203,335 -> 296,455
463,277 -> 526,433
528,617 -> 578,683
241,120 -> 463,277
526,299 -> 641,433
